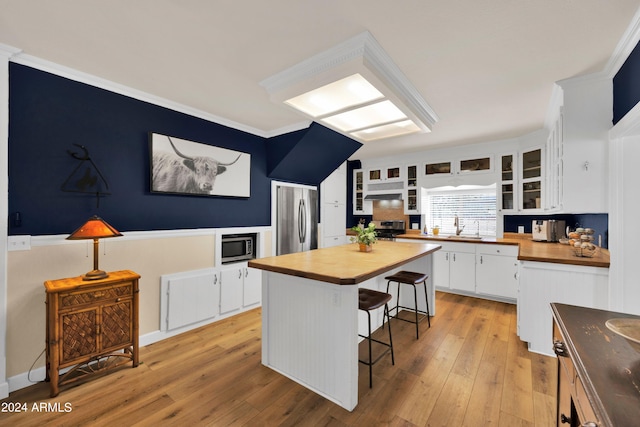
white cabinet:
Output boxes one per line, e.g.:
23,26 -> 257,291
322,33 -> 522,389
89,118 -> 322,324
353,169 -> 366,214
545,113 -> 563,211
367,166 -> 402,182
518,261 -> 608,356
323,165 -> 346,204
457,156 -> 492,174
431,242 -> 476,293
243,266 -> 261,307
220,266 -> 244,314
476,244 -> 518,300
450,251 -> 476,293
405,240 -> 518,302
404,164 -> 420,214
520,147 -> 544,211
499,153 -> 517,212
321,163 -> 347,247
220,263 -> 262,313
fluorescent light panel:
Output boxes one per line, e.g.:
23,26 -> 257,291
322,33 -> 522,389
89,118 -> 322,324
284,74 -> 383,117
322,100 -> 407,132
261,33 -> 438,142
285,73 -> 423,140
351,120 -> 422,141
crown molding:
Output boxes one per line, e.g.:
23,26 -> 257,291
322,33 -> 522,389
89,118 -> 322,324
604,4 -> 640,78
609,101 -> 640,139
9,53 -> 271,138
0,43 -> 21,59
262,120 -> 312,138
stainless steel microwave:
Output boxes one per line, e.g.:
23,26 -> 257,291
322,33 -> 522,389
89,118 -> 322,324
221,234 -> 255,264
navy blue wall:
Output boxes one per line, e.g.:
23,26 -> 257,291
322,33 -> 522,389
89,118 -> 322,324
613,40 -> 640,124
504,213 -> 608,248
8,64 -> 270,235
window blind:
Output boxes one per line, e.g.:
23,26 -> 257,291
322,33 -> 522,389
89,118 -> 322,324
423,187 -> 497,236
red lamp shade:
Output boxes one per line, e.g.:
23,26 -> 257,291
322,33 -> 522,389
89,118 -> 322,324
67,215 -> 122,280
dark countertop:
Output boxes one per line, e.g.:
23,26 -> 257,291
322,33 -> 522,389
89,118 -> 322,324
551,303 -> 640,426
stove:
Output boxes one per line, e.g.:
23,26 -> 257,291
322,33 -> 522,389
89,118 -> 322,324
373,220 -> 405,241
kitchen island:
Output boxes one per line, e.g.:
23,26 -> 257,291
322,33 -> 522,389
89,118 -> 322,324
248,241 -> 441,411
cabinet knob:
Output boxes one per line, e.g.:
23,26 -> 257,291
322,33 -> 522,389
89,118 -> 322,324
553,340 -> 568,357
560,414 -> 571,424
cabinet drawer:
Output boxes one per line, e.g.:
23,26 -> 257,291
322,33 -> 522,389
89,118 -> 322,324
478,244 -> 518,257
59,283 -> 133,308
575,374 -> 599,425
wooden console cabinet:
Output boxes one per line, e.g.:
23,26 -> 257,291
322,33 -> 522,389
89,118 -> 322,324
551,303 -> 640,426
45,270 -> 140,397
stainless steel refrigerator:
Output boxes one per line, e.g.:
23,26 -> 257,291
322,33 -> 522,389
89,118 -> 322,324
276,184 -> 318,255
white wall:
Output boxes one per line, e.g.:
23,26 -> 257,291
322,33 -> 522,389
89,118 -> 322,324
609,106 -> 640,315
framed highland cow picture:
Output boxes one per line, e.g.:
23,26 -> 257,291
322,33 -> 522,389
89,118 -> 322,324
150,133 -> 251,197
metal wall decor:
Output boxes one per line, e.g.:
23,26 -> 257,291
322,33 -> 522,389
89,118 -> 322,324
61,144 -> 111,207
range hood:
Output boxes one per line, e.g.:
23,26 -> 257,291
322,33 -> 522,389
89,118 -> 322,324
364,193 -> 403,200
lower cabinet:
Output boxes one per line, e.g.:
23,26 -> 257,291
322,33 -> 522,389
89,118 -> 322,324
518,261 -> 608,356
476,244 -> 519,300
242,266 -> 261,307
449,251 -> 476,293
431,242 -> 476,292
397,239 -> 518,303
220,263 -> 261,314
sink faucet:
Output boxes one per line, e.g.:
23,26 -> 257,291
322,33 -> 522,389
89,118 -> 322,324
454,215 -> 465,235
474,220 -> 480,237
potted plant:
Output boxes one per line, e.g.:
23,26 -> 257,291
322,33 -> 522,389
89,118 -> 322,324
350,221 -> 377,252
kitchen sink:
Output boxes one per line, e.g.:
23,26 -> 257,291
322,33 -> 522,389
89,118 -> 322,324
446,235 -> 484,240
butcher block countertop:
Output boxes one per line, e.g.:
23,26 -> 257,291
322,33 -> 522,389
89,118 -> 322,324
395,232 -> 610,268
248,241 -> 441,285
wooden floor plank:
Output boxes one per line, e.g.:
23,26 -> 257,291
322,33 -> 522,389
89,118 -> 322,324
0,293 -> 557,426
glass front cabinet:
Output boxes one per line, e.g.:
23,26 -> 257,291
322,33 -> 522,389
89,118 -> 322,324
353,169 -> 372,215
500,153 -> 516,212
520,148 -> 543,211
367,166 -> 402,182
404,165 -> 419,214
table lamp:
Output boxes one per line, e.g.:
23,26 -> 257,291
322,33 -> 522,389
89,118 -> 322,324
67,215 -> 122,280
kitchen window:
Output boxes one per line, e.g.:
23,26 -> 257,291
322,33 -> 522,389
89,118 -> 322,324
422,184 -> 497,236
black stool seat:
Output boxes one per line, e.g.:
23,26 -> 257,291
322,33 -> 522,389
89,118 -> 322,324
359,288 -> 392,311
385,270 -> 431,339
358,288 -> 394,388
384,271 -> 429,286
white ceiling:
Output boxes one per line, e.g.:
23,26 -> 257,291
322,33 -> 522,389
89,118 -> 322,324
1,1 -> 639,159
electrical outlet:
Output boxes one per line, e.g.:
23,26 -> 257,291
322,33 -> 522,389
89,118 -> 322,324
518,226 -> 525,234
8,235 -> 31,251
332,292 -> 340,307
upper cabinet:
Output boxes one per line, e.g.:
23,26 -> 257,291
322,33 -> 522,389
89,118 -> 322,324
425,156 -> 493,177
499,153 -> 517,212
458,156 -> 492,173
353,169 -> 372,215
520,148 -> 543,211
425,161 -> 452,176
545,113 -> 563,212
368,166 -> 403,182
405,165 -> 419,214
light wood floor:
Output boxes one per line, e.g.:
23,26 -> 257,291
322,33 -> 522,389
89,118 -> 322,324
1,291 -> 557,426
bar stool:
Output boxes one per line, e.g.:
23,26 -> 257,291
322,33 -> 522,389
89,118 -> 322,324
358,288 -> 394,388
385,271 -> 430,339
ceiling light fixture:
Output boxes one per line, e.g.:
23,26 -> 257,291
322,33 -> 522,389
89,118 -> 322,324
260,32 -> 438,142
